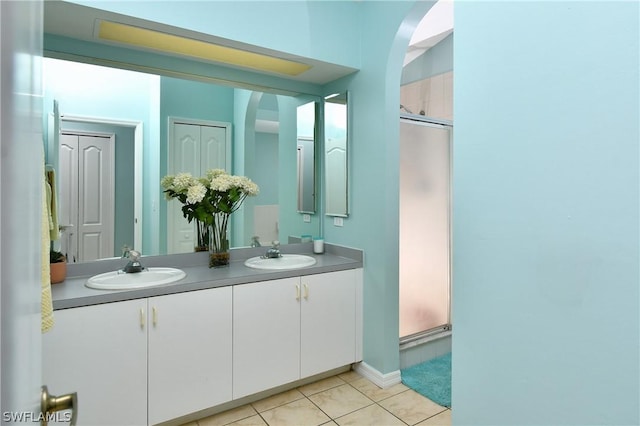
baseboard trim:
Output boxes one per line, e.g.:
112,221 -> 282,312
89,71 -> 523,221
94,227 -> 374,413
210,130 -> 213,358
354,362 -> 401,389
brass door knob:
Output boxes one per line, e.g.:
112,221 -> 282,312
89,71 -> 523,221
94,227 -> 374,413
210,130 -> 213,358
41,385 -> 77,425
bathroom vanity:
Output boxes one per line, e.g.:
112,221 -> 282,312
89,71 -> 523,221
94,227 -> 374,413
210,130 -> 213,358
43,244 -> 363,425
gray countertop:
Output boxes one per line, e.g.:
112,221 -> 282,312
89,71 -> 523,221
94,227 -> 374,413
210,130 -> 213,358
52,243 -> 363,310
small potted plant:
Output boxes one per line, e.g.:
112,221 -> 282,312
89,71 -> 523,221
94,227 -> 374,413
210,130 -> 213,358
50,250 -> 67,284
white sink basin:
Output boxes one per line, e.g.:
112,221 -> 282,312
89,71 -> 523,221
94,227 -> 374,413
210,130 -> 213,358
244,254 -> 317,270
86,267 -> 186,290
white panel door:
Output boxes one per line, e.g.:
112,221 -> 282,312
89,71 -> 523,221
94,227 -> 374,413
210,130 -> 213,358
168,121 -> 229,253
78,135 -> 114,261
300,270 -> 357,378
200,124 -> 227,172
59,133 -> 114,262
42,300 -> 148,425
233,278 -> 301,399
169,123 -> 201,253
148,287 -> 233,424
58,133 -> 79,261
172,123 -> 200,175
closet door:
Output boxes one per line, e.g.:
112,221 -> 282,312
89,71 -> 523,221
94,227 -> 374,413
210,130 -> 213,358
59,132 -> 114,262
58,134 -> 79,260
168,123 -> 201,253
167,120 -> 230,254
77,135 -> 114,260
200,124 -> 227,172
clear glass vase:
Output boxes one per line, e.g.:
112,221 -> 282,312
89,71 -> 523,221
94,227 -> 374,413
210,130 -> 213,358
194,219 -> 209,252
209,213 -> 230,268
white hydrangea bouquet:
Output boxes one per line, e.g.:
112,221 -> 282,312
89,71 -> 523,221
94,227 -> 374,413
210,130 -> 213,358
161,169 -> 259,267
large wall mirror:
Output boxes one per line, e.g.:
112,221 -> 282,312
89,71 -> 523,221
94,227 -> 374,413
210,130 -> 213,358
43,57 -> 322,262
324,92 -> 349,217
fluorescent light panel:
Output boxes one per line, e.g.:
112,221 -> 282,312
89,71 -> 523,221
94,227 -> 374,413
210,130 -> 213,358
98,21 -> 311,76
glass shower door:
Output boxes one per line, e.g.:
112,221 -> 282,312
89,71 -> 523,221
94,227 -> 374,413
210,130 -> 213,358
399,117 -> 452,339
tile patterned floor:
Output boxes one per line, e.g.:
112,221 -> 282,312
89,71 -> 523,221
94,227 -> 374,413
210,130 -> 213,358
184,370 -> 451,426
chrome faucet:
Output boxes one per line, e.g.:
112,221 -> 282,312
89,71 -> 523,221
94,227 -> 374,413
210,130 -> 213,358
250,236 -> 262,247
263,241 -> 282,259
122,246 -> 144,273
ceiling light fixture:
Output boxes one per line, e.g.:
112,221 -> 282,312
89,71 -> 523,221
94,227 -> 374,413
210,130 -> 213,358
97,20 -> 312,76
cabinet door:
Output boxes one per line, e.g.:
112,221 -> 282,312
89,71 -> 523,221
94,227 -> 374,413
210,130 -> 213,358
42,300 -> 147,426
233,278 -> 301,399
148,287 -> 233,424
300,270 -> 357,378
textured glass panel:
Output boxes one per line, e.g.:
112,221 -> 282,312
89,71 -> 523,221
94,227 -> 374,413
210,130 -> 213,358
399,120 -> 451,338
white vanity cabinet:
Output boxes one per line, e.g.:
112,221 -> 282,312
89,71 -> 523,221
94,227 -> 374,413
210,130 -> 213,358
42,286 -> 233,426
300,270 -> 357,378
44,267 -> 362,424
148,286 -> 233,424
233,277 -> 301,398
42,299 -> 148,426
233,269 -> 360,399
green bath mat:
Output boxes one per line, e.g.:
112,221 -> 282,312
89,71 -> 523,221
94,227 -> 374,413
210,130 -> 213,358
401,352 -> 451,408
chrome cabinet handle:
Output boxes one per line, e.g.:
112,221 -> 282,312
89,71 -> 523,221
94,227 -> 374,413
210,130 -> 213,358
303,283 -> 309,300
152,306 -> 158,326
140,308 -> 145,329
295,284 -> 300,301
41,385 -> 77,425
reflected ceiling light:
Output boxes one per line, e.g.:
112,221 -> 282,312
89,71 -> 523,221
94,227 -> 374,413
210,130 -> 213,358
97,20 -> 312,76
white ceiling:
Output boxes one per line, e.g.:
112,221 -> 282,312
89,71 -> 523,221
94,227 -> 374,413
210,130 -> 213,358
404,0 -> 453,67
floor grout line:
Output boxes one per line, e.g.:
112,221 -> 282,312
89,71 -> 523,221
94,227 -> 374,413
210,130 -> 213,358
192,370 -> 450,426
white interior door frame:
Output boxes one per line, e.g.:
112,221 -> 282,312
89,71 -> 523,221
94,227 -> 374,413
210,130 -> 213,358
60,115 -> 143,251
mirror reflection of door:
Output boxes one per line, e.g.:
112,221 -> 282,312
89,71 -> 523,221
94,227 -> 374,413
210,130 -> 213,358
167,118 -> 230,253
59,132 -> 115,262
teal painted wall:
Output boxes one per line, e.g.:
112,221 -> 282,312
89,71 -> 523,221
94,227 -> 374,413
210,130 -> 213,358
452,1 -> 639,424
322,1 -> 435,375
